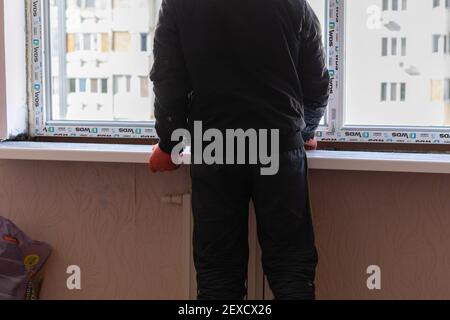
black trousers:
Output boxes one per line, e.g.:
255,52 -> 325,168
191,148 -> 318,300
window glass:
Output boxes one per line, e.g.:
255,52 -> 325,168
344,0 -> 450,127
49,0 -> 161,122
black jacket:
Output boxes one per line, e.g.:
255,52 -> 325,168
150,0 -> 330,153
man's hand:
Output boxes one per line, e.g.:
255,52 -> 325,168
304,138 -> 318,151
149,144 -> 180,173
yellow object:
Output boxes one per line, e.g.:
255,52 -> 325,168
24,254 -> 40,268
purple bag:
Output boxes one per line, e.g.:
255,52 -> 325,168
0,217 -> 52,300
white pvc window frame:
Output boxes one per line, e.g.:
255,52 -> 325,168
29,0 -> 158,139
0,0 -> 28,141
28,0 -> 450,144
318,0 -> 450,145
0,0 -> 5,140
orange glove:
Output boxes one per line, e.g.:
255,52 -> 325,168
304,138 -> 318,151
149,144 -> 180,173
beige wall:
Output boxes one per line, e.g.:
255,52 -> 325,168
310,170 -> 450,300
0,160 -> 193,300
1,159 -> 450,300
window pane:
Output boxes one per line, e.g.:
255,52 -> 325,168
344,0 -> 450,127
391,37 -> 398,55
49,0 -> 162,122
79,78 -> 87,92
101,78 -> 108,93
101,33 -> 109,52
67,33 -> 75,52
113,32 -> 131,52
400,83 -> 406,101
402,0 -> 407,10
431,80 -> 443,102
382,38 -> 388,56
140,33 -> 148,52
83,34 -> 91,51
392,0 -> 398,11
91,78 -> 98,93
390,83 -> 398,101
113,0 -> 131,9
68,79 -> 76,93
381,82 -> 388,101
445,79 -> 450,101
401,37 -> 407,56
433,35 -> 441,53
140,76 -> 149,97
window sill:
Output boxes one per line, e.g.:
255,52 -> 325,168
0,142 -> 449,174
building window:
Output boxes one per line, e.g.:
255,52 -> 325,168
380,82 -> 406,102
432,34 -> 448,54
114,75 -> 132,95
141,33 -> 149,52
382,0 -> 407,11
431,80 -> 443,102
400,83 -> 406,102
445,79 -> 450,101
390,83 -> 398,101
401,38 -> 407,56
392,0 -> 398,11
85,0 -> 96,8
433,35 -> 440,53
66,33 -> 102,52
113,32 -> 131,52
112,0 -> 131,9
381,83 -> 388,102
79,78 -> 87,93
73,0 -> 100,9
382,38 -> 388,56
68,79 -> 77,93
83,34 -> 91,51
402,0 -> 407,10
345,0 -> 448,128
91,79 -> 98,93
445,35 -> 449,54
101,33 -> 110,52
101,79 -> 108,94
391,38 -> 398,55
140,76 -> 150,97
381,37 -> 406,56
67,33 -> 75,53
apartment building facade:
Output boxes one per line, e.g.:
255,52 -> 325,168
345,0 -> 450,127
50,0 -> 162,122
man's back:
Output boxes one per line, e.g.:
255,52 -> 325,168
149,0 -> 330,300
151,0 -> 329,152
